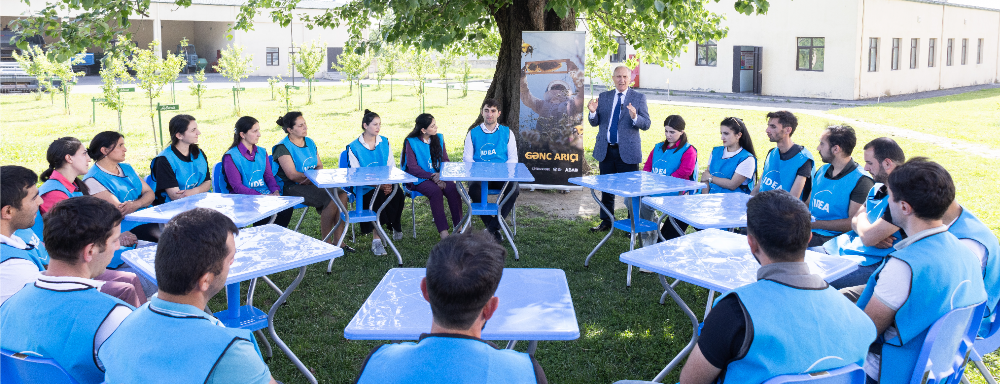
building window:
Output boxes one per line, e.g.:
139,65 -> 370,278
928,38 -> 936,67
796,37 -> 825,71
891,38 -> 900,70
946,38 -> 954,66
910,38 -> 919,69
979,38 -> 984,64
696,41 -> 717,66
266,47 -> 279,66
961,38 -> 968,65
868,38 -> 879,72
610,37 -> 626,63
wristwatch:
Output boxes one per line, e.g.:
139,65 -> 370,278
707,176 -> 713,185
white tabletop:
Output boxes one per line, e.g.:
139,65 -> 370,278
643,193 -> 752,229
121,224 -> 343,286
304,166 -> 417,189
123,193 -> 303,227
438,162 -> 535,182
344,268 -> 579,341
619,229 -> 862,293
568,171 -> 705,197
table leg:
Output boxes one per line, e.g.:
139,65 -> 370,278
225,283 -> 240,319
704,290 -> 715,319
659,278 -> 681,305
254,329 -> 273,358
505,340 -> 517,350
455,182 -> 473,233
527,340 -> 538,356
267,266 -> 318,384
325,188 -> 350,274
626,197 -> 640,287
495,182 -> 520,260
653,275 -> 700,382
585,189 -> 617,267
374,185 -> 404,266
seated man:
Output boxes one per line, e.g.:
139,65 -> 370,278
355,231 -> 547,383
941,199 -> 999,336
1,196 -> 134,384
857,158 -> 986,383
825,138 -> 905,290
680,190 -> 875,384
463,99 -> 521,244
808,125 -> 874,247
99,208 -> 278,384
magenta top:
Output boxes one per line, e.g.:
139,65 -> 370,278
643,142 -> 698,179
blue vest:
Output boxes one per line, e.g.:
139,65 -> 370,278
39,178 -> 83,200
152,147 -> 208,203
1,229 -> 49,271
403,135 -> 445,185
810,163 -> 867,237
716,281 -> 875,384
469,125 -> 511,163
82,163 -> 148,233
856,232 -> 987,384
224,146 -> 271,195
100,302 -> 262,384
356,335 -> 538,384
348,136 -> 391,196
707,146 -> 755,194
824,185 -> 903,266
272,137 -> 319,191
759,146 -> 814,198
948,208 -> 1000,336
648,143 -> 695,197
1,283 -> 131,384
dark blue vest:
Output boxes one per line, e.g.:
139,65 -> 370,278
224,146 -> 271,195
810,163 -> 867,237
356,335 -> 538,384
759,146 -> 813,198
948,207 -> 1000,336
152,147 -> 208,203
403,135 -> 445,185
469,125 -> 511,163
707,146 -> 754,194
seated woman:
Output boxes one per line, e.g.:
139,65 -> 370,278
38,136 -> 147,307
401,113 -> 463,240
347,110 -> 405,255
701,117 -> 757,195
221,116 -> 294,228
273,111 -> 348,248
150,114 -> 212,205
639,115 -> 698,246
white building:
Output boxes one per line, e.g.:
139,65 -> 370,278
627,0 -> 1000,100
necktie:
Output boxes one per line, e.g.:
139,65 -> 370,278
609,92 -> 622,144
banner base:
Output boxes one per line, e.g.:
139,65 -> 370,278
521,184 -> 583,192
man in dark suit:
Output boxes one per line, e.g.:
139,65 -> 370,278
588,65 -> 651,231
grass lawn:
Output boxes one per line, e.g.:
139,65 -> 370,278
1,85 -> 997,382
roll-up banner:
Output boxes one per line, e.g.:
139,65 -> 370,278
517,31 -> 586,187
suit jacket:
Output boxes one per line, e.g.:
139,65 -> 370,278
589,88 -> 651,164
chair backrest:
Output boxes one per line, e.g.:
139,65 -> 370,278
339,149 -> 350,169
763,363 -> 865,384
212,162 -> 228,193
30,210 -> 44,239
1,349 -> 80,384
910,301 -> 988,384
267,154 -> 285,190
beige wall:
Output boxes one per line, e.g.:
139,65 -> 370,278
234,15 -> 348,77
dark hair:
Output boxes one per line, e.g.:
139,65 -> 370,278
405,113 -> 442,171
425,231 -> 506,329
765,111 -> 799,135
480,98 -> 501,112
825,125 -> 858,156
746,190 -> 812,262
168,114 -> 200,156
720,117 -> 757,158
155,208 -> 239,295
661,115 -> 688,153
863,137 -> 905,164
276,111 -> 303,134
230,116 -> 259,149
41,137 -> 90,195
1,165 -> 37,210
87,131 -> 124,162
361,109 -> 379,130
43,196 -> 123,263
886,157 -> 955,221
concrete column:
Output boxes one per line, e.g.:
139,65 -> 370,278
153,16 -> 163,58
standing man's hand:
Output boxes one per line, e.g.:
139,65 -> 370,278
588,99 -> 598,113
627,103 -> 637,119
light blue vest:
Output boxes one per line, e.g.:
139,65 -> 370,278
707,146 -> 754,194
348,136 -> 391,196
356,335 -> 538,384
403,135 -> 445,185
82,163 -> 148,233
759,146 -> 814,198
649,142 -> 695,197
224,146 -> 271,195
1,283 -> 131,384
948,208 -> 1000,336
39,178 -> 82,200
715,280 -> 875,384
856,232 -> 987,384
272,137 -> 319,190
152,147 -> 208,203
810,163 -> 867,237
100,302 -> 262,384
2,229 -> 49,271
824,185 -> 902,266
469,125 -> 511,163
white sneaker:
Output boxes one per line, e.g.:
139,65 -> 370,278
371,239 -> 387,255
393,230 -> 403,241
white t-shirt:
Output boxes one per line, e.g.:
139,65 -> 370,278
706,148 -> 756,185
0,233 -> 42,305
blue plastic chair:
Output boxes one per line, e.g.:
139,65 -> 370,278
211,162 -> 229,193
909,301 -> 988,384
1,348 -> 80,384
401,185 -> 426,238
763,363 -> 865,384
969,307 -> 1000,384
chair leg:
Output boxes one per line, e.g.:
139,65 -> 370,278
511,204 -> 517,236
293,207 -> 307,232
974,359 -> 998,384
411,197 -> 417,239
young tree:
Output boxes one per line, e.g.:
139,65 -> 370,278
12,44 -> 54,102
585,30 -> 615,99
330,46 -> 369,96
99,48 -> 134,132
294,39 -> 327,104
374,44 -> 402,100
268,74 -> 283,100
460,58 -> 472,97
129,40 -> 186,145
213,44 -> 257,115
405,47 -> 433,100
187,69 -> 207,109
50,55 -> 85,114
436,46 -> 461,104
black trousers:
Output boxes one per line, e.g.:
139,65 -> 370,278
599,144 -> 639,224
252,207 -> 294,228
468,181 -> 519,233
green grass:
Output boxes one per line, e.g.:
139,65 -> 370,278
1,85 -> 998,382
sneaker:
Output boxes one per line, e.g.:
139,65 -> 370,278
491,229 -> 504,244
393,230 -> 403,241
371,239 -> 387,255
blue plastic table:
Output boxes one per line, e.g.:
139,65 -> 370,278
123,192 -> 304,228
345,268 -> 579,354
642,193 -> 751,235
438,162 -> 535,260
304,166 -> 417,267
121,224 -> 342,384
568,171 -> 704,286
618,228 -> 862,381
